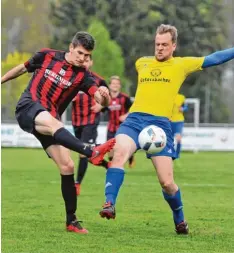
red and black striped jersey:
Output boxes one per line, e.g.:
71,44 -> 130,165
71,72 -> 107,126
22,48 -> 98,119
107,92 -> 132,132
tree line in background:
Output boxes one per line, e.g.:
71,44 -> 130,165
1,0 -> 233,123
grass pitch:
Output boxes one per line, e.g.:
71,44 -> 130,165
1,148 -> 234,253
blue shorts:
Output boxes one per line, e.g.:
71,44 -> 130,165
171,121 -> 184,136
116,112 -> 176,159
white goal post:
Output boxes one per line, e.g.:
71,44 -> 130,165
185,98 -> 200,127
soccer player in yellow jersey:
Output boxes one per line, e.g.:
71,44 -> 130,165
171,93 -> 188,158
99,24 -> 234,234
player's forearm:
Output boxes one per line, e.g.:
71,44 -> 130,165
202,47 -> 234,68
180,104 -> 188,112
1,64 -> 27,84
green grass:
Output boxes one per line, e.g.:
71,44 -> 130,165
2,148 -> 234,253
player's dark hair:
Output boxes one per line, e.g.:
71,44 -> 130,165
71,31 -> 95,51
156,24 -> 178,43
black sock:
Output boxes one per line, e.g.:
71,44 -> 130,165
129,155 -> 134,164
99,160 -> 109,169
54,128 -> 93,157
76,157 -> 88,183
61,174 -> 77,225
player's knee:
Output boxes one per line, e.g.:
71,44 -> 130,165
111,147 -> 128,166
160,181 -> 177,194
175,134 -> 182,142
59,159 -> 75,175
51,119 -> 64,134
35,112 -> 64,135
42,116 -> 64,135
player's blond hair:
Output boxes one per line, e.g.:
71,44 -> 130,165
156,24 -> 178,43
110,75 -> 121,83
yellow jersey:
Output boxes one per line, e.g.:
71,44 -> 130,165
171,94 -> 186,122
130,56 -> 204,118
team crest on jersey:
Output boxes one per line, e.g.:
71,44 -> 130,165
59,68 -> 66,76
150,69 -> 161,77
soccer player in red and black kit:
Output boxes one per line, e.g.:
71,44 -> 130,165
1,31 -> 115,234
72,56 -> 109,195
106,76 -> 135,167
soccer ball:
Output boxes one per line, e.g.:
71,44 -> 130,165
138,125 -> 167,154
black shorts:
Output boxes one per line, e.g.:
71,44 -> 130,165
15,94 -> 58,151
73,124 -> 98,145
107,130 -> 116,141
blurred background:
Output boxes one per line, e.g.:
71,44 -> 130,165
1,0 -> 234,125
1,4 -> 234,252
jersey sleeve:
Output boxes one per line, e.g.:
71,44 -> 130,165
91,71 -> 108,88
182,57 -> 205,76
72,93 -> 79,102
98,79 -> 108,88
124,96 -> 133,111
135,57 -> 144,72
180,95 -> 185,105
79,71 -> 98,96
24,49 -> 47,73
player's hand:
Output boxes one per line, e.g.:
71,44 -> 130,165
91,103 -> 103,113
119,114 -> 128,122
98,86 -> 109,98
94,90 -> 110,107
98,86 -> 111,106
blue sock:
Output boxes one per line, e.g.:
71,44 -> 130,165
176,142 -> 181,158
105,168 -> 125,205
163,189 -> 184,225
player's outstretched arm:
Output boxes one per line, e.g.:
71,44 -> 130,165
1,63 -> 27,84
202,47 -> 234,68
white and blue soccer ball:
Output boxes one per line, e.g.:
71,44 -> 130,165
138,125 -> 167,154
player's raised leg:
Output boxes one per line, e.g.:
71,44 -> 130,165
99,134 -> 137,219
34,111 -> 115,164
151,156 -> 189,234
46,145 -> 88,234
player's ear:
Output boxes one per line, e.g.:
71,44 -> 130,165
69,43 -> 74,52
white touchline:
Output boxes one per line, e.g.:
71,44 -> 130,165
48,181 -> 233,188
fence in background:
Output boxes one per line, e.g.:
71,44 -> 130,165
2,123 -> 234,151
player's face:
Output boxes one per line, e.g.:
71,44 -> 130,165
82,57 -> 93,70
155,33 -> 176,61
109,79 -> 121,92
68,44 -> 92,67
